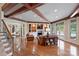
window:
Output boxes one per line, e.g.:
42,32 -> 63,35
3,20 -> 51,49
56,22 -> 64,39
56,24 -> 60,35
56,22 -> 64,36
70,20 -> 77,39
59,22 -> 64,36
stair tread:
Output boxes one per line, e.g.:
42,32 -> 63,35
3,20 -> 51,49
1,39 -> 7,42
3,43 -> 9,47
0,32 -> 12,56
0,42 -> 7,56
7,52 -> 12,56
0,36 -> 6,38
4,47 -> 11,52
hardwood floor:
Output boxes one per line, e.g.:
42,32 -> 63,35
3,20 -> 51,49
14,39 -> 79,56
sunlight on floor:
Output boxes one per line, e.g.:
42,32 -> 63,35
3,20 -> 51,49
70,45 -> 77,56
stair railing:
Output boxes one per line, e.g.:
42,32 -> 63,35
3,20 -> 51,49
1,19 -> 14,56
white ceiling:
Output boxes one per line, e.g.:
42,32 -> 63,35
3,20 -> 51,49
13,11 -> 48,22
12,3 -> 78,22
36,3 -> 78,22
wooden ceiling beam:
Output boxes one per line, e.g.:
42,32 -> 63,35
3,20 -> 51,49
51,14 -> 79,23
24,4 -> 50,22
8,3 -> 43,17
70,7 -> 79,17
29,3 -> 44,9
3,3 -> 43,17
5,6 -> 29,17
69,4 -> 79,18
4,3 -> 78,24
2,3 -> 17,12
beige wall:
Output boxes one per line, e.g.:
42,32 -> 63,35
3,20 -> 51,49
4,18 -> 29,37
51,17 -> 79,45
76,17 -> 79,44
24,22 -> 29,36
51,23 -> 56,34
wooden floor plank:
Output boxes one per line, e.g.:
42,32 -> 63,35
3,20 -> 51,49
14,39 -> 79,56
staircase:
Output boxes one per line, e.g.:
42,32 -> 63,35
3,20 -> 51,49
0,32 -> 12,56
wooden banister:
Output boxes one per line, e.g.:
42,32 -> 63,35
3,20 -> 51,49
1,19 -> 13,39
1,19 -> 14,56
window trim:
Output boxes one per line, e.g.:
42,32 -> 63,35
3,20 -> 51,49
70,19 -> 77,40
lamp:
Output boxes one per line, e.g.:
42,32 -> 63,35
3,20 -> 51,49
32,24 -> 36,27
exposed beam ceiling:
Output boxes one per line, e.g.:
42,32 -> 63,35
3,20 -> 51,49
37,3 -> 79,23
5,6 -> 29,17
2,3 -> 17,12
51,4 -> 79,23
4,4 -> 24,16
3,3 -> 44,17
23,4 -> 50,22
70,5 -> 79,17
2,3 -> 79,23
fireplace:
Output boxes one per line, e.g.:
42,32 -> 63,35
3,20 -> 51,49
37,29 -> 43,36
38,31 -> 42,36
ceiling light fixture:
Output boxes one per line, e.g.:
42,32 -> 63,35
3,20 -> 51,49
54,9 -> 58,12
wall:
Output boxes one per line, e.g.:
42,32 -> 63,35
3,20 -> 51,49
3,18 -> 29,37
51,17 -> 79,45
